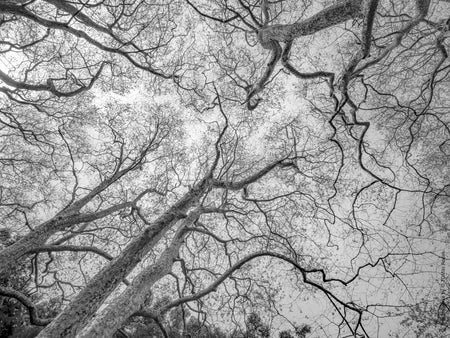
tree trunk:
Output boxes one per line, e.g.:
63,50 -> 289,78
36,180 -> 209,338
78,213 -> 196,338
0,164 -> 137,275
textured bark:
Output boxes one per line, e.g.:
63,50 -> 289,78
36,179 -> 209,338
247,0 -> 364,109
0,202 -> 132,276
35,159 -> 292,337
77,212 -> 199,338
416,0 -> 431,18
360,0 -> 379,58
0,160 -> 148,275
0,2 -> 172,78
77,246 -> 178,338
0,216 -> 71,276
258,0 -> 363,46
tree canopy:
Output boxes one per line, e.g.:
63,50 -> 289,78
0,0 -> 449,337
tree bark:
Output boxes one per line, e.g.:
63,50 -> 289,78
0,202 -> 132,276
0,161 -> 148,275
77,212 -> 199,338
36,179 -> 209,338
0,217 -> 73,276
258,0 -> 363,46
36,159 -> 293,337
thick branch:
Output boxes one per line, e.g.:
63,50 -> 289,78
248,0 -> 364,109
0,286 -> 52,326
211,157 -> 296,190
0,63 -> 107,97
257,0 -> 363,45
0,3 -> 173,79
0,158 -> 156,275
28,245 -> 113,261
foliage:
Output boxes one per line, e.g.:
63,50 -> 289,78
0,229 -> 60,337
244,312 -> 270,338
279,324 -> 311,338
279,331 -> 294,338
396,298 -> 450,337
116,296 -> 229,338
0,229 -> 33,337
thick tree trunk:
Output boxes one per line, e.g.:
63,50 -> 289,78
36,179 -> 209,338
36,221 -> 176,338
77,212 -> 198,338
35,160 -> 287,337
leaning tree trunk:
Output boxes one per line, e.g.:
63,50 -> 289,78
36,179 -> 210,338
0,200 -> 134,275
0,162 -> 140,275
77,212 -> 199,338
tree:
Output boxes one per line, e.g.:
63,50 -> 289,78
0,228 -> 33,337
244,312 -> 270,338
279,324 -> 311,338
397,298 -> 450,337
0,0 -> 449,337
279,331 -> 294,338
113,296 -> 228,338
0,229 -> 58,337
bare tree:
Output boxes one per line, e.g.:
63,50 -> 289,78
1,0 -> 449,337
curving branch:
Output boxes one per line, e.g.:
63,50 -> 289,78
0,0 -> 177,98
246,39 -> 282,110
185,0 -> 239,24
0,139 -> 163,276
280,40 -> 335,94
0,286 -> 52,326
0,3 -> 174,79
0,63 -> 109,97
245,0 -> 365,109
132,250 -> 397,335
28,245 -> 113,261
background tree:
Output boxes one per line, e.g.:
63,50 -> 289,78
244,312 -> 270,338
0,228 -> 59,337
0,228 -> 33,337
397,298 -> 450,337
